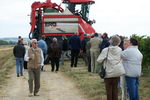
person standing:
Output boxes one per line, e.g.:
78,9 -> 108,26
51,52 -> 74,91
13,39 -> 25,77
120,39 -> 128,100
24,39 -> 44,96
100,32 -> 109,51
38,36 -> 48,71
48,38 -> 61,72
121,38 -> 143,100
23,40 -> 30,69
81,35 -> 89,66
90,33 -> 102,73
86,39 -> 91,72
69,33 -> 81,67
61,36 -> 71,65
97,35 -> 125,100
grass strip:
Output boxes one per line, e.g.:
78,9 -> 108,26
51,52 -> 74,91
61,59 -> 150,100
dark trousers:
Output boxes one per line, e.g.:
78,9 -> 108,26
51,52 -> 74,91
24,61 -> 28,69
50,57 -> 60,71
104,77 -> 119,100
71,49 -> 80,67
87,55 -> 91,72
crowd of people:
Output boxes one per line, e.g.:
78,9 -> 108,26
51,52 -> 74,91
13,33 -> 143,100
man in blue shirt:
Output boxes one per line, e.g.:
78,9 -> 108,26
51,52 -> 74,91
38,36 -> 48,71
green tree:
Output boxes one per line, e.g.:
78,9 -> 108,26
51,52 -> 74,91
0,40 -> 9,45
131,34 -> 150,69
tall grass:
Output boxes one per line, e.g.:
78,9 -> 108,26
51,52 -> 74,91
0,49 -> 15,88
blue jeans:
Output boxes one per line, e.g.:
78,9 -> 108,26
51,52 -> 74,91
16,58 -> 24,75
125,76 -> 139,100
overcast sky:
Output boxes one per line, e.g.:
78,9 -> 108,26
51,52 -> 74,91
0,0 -> 150,38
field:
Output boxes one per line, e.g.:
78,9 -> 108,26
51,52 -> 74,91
0,48 -> 15,89
0,46 -> 150,100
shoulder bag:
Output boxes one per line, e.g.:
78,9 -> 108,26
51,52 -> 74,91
99,48 -> 109,79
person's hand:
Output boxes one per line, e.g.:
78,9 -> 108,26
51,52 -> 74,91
27,57 -> 32,60
29,58 -> 32,60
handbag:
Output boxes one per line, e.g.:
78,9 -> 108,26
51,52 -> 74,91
99,65 -> 106,79
98,48 -> 109,79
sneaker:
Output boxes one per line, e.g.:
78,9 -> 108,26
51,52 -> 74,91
34,92 -> 40,96
28,93 -> 33,97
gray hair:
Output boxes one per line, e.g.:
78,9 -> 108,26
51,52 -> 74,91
30,39 -> 37,43
109,35 -> 121,46
53,37 -> 57,42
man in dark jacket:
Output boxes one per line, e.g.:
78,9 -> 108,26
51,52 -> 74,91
13,39 -> 25,77
100,33 -> 109,51
69,33 -> 81,67
61,36 -> 71,65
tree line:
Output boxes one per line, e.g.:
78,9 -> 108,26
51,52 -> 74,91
0,40 -> 16,45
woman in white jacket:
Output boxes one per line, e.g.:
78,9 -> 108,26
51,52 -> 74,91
97,35 -> 125,100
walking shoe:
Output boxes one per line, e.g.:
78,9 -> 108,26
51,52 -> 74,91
51,69 -> 54,72
28,93 -> 33,97
34,92 -> 40,96
17,74 -> 19,77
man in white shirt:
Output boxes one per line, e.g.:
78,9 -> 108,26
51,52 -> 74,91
121,38 -> 143,100
24,39 -> 44,97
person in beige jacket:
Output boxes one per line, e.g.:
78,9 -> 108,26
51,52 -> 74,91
97,35 -> 125,100
90,33 -> 102,73
24,39 -> 44,97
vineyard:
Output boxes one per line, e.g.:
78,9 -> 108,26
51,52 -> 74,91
132,35 -> 150,70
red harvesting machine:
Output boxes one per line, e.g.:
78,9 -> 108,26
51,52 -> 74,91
29,0 -> 96,40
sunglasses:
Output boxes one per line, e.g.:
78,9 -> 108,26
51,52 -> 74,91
34,42 -> 38,44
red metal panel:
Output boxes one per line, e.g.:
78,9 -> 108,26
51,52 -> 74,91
30,1 -> 64,33
78,18 -> 95,34
41,33 -> 74,36
62,0 -> 95,3
43,15 -> 80,18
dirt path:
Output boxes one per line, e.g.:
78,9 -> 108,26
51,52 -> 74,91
0,65 -> 87,100
0,47 -> 13,51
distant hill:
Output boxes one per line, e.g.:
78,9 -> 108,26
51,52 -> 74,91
0,37 -> 29,42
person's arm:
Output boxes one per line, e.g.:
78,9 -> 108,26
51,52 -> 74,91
97,48 -> 108,63
24,49 -> 29,61
40,49 -> 44,66
13,46 -> 16,57
121,50 -> 128,60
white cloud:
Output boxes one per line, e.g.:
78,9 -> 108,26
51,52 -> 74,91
0,0 -> 150,38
